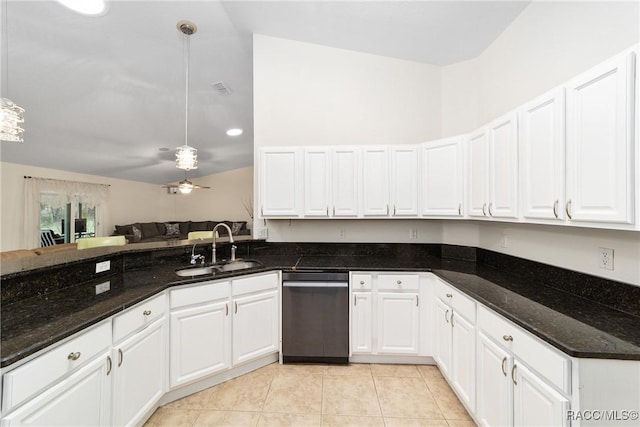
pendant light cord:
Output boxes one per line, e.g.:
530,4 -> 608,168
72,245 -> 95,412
184,31 -> 190,146
2,0 -> 10,98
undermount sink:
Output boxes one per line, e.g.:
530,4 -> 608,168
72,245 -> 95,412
174,266 -> 218,277
175,260 -> 263,277
215,260 -> 263,272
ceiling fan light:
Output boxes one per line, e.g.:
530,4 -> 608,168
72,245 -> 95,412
175,144 -> 198,170
0,98 -> 25,143
178,181 -> 194,194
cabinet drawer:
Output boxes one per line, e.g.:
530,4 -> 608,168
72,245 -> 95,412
478,306 -> 571,394
434,279 -> 476,322
114,293 -> 166,343
378,274 -> 419,290
170,280 -> 230,309
351,274 -> 372,290
232,272 -> 279,296
2,320 -> 111,412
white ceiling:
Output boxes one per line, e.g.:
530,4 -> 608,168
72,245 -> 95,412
0,0 -> 530,185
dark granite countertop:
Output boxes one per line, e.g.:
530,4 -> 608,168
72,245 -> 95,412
2,243 -> 640,368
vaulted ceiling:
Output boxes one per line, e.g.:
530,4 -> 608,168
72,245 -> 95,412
0,0 -> 530,184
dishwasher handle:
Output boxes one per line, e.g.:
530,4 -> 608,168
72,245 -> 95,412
282,281 -> 349,288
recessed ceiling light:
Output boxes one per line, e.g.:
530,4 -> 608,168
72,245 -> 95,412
56,0 -> 107,16
158,147 -> 170,152
226,128 -> 243,137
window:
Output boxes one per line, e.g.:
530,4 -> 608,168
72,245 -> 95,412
24,177 -> 109,248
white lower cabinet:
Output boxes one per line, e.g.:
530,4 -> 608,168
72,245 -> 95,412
432,276 -> 476,412
170,272 -> 280,389
170,299 -> 231,387
1,354 -> 112,427
350,272 -> 425,357
476,306 -> 570,427
377,292 -> 420,354
232,289 -> 279,365
112,318 -> 166,426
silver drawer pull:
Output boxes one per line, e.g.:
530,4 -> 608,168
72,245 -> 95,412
503,335 -> 514,342
553,200 -> 559,219
501,357 -> 507,376
143,310 -> 152,316
118,348 -> 124,367
511,364 -> 518,385
360,280 -> 365,287
396,280 -> 402,285
446,293 -> 452,298
106,356 -> 112,376
67,351 -> 81,361
566,199 -> 572,220
445,309 -> 450,324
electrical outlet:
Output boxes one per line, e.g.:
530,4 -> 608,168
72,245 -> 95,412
95,260 -> 110,273
95,281 -> 111,295
598,247 -> 614,270
260,228 -> 268,239
501,233 -> 508,248
339,228 -> 346,239
409,228 -> 418,239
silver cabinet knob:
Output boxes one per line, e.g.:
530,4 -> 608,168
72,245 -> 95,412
503,335 -> 514,342
143,310 -> 151,316
67,352 -> 81,361
446,293 -> 453,298
396,280 -> 402,285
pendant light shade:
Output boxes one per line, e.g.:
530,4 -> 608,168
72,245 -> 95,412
0,98 -> 25,143
175,21 -> 198,171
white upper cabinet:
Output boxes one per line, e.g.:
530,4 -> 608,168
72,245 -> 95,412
520,88 -> 566,221
332,147 -> 360,217
488,112 -> 519,219
421,137 -> 465,217
390,145 -> 419,216
303,147 -> 331,217
468,129 -> 490,218
362,146 -> 390,216
260,148 -> 302,217
565,49 -> 636,224
469,113 -> 519,219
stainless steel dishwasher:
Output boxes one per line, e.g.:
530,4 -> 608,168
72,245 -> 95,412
281,270 -> 349,364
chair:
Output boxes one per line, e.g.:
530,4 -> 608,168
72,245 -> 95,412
40,230 -> 57,247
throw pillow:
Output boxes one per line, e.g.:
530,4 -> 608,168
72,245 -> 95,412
165,223 -> 180,236
131,225 -> 142,242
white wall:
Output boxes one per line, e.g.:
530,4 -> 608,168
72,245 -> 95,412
253,34 -> 443,148
442,0 -> 640,134
0,162 -> 253,251
252,3 -> 640,286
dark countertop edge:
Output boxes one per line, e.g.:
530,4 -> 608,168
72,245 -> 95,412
430,270 -> 640,361
3,259 -> 640,368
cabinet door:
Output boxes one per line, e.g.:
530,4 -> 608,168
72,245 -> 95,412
489,113 -> 519,219
170,300 -> 230,388
513,363 -> 570,427
1,355 -> 111,427
390,145 -> 419,216
260,148 -> 301,217
304,147 -> 331,217
468,130 -> 489,218
520,89 -> 566,221
476,332 -> 512,427
362,146 -> 390,216
351,292 -> 373,354
377,292 -> 419,354
434,297 -> 452,378
421,137 -> 464,217
232,290 -> 279,366
113,319 -> 166,427
332,147 -> 360,217
450,312 -> 476,412
565,50 -> 635,224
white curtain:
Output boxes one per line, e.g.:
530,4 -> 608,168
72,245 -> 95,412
23,177 -> 110,248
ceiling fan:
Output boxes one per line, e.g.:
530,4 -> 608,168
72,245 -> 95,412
163,173 -> 210,195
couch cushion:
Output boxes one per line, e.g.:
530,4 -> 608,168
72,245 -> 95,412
165,223 -> 181,236
189,221 -> 210,232
155,222 -> 167,235
140,222 -> 160,239
114,224 -> 133,236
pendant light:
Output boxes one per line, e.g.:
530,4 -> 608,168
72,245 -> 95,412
1,1 -> 25,143
175,21 -> 198,171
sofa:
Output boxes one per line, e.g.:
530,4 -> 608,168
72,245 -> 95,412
112,220 -> 249,243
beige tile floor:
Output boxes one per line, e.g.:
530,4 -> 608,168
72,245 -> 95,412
145,363 -> 477,427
